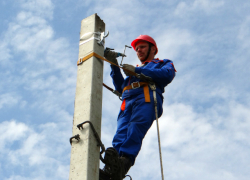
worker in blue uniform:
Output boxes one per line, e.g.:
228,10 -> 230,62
104,35 -> 176,178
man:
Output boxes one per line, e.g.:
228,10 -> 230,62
103,35 -> 176,179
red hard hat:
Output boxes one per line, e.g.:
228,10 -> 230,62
131,35 -> 158,54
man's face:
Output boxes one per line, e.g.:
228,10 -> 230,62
135,41 -> 150,62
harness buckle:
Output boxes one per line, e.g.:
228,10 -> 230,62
131,82 -> 140,89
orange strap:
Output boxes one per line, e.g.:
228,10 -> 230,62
77,52 -> 138,76
77,52 -> 122,67
122,82 -> 151,102
143,85 -> 150,102
77,52 -> 106,65
77,52 -> 119,66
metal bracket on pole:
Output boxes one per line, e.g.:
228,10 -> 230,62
70,134 -> 81,145
98,31 -> 109,46
79,30 -> 109,47
77,121 -> 106,155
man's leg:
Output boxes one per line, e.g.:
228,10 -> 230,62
119,93 -> 163,165
102,99 -> 132,179
112,99 -> 132,153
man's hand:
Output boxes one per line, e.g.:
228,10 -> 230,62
104,50 -> 118,65
123,64 -> 135,76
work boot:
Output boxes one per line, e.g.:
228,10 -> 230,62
99,169 -> 111,180
120,156 -> 132,178
102,147 -> 122,180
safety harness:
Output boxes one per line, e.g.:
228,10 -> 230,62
77,51 -> 165,180
122,82 -> 150,102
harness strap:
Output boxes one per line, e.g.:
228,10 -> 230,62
122,82 -> 150,102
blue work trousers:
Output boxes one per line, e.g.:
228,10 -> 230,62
112,92 -> 163,165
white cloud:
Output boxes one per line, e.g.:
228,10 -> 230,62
0,1 -> 74,178
0,93 -> 21,109
20,0 -> 54,19
0,0 -> 77,120
0,121 -> 29,149
5,176 -> 30,180
6,11 -> 54,59
0,42 -> 12,64
0,120 -> 71,180
175,0 -> 224,16
193,0 -> 224,12
156,28 -> 195,60
130,98 -> 250,180
237,16 -> 250,54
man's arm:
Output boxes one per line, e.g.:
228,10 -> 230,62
110,65 -> 124,94
135,60 -> 176,86
104,50 -> 125,93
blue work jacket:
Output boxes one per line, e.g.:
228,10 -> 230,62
110,59 -> 176,100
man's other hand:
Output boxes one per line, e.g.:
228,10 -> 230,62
123,64 -> 135,76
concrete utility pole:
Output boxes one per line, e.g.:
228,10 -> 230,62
69,14 -> 105,180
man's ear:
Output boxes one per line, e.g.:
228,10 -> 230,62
151,46 -> 156,55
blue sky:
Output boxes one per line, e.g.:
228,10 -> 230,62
0,0 -> 250,180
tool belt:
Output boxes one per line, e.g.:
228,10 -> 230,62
122,82 -> 150,102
